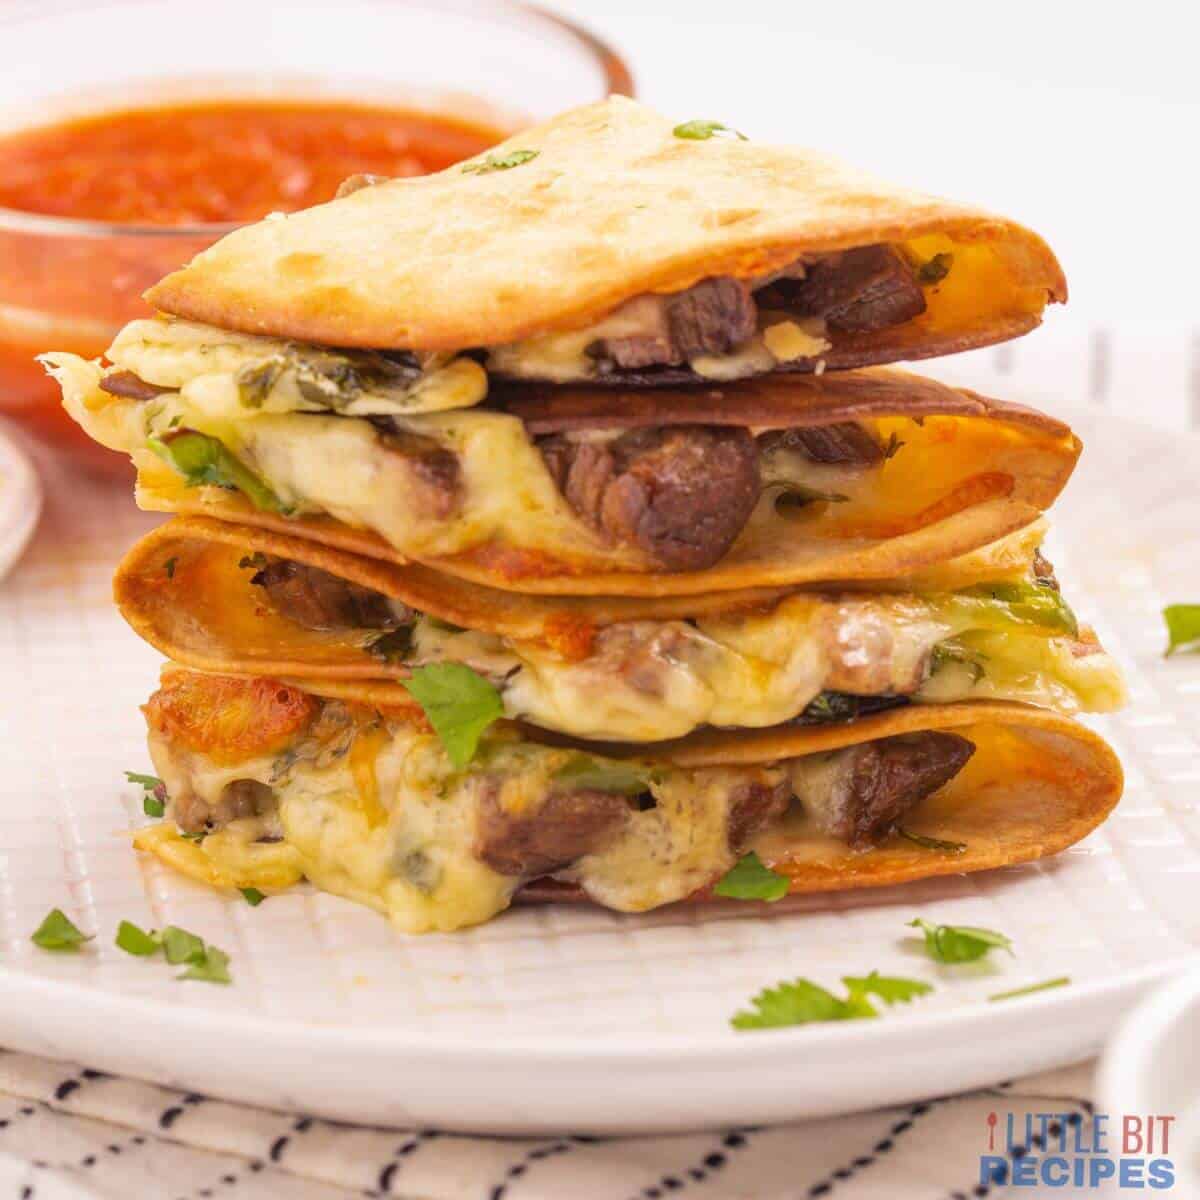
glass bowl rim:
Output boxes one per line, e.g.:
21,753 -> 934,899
0,0 -> 633,240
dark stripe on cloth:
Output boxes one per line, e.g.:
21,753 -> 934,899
804,1102 -> 937,1196
490,1138 -> 578,1200
376,1129 -> 442,1193
628,1127 -> 760,1199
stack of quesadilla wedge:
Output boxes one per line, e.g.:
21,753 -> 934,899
50,97 -> 1125,933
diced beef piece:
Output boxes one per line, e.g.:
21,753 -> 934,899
588,276 -> 757,370
764,245 -> 926,334
173,778 -> 275,835
792,732 -> 974,849
758,421 -> 884,466
250,558 -> 406,631
474,783 -> 630,877
377,428 -> 463,520
99,370 -> 173,401
727,778 -> 792,851
666,277 -> 757,359
539,425 -> 760,571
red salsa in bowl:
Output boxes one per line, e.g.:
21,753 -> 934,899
0,100 -> 503,466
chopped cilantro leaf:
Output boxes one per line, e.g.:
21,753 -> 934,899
929,642 -> 986,684
732,972 -> 932,1029
237,552 -> 269,571
1164,604 -> 1200,656
401,663 -> 504,768
673,119 -> 747,141
115,920 -> 162,957
125,771 -> 162,789
989,976 -> 1069,1002
147,430 -> 287,514
714,852 -> 789,902
843,971 -> 933,1007
163,556 -> 178,579
177,945 -> 232,985
161,925 -> 206,966
240,888 -> 266,907
462,149 -> 539,174
127,771 -> 166,817
31,909 -> 92,952
883,431 -> 905,460
909,918 -> 1012,963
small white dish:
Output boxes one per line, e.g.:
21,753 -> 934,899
1098,966 -> 1200,1196
0,421 -> 41,580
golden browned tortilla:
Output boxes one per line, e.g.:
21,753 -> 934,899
516,701 -> 1122,902
115,513 -> 1049,675
124,370 -> 1080,596
144,96 -> 1065,358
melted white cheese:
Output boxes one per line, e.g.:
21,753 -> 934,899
107,317 -> 488,417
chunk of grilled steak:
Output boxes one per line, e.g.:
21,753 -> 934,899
474,783 -> 631,877
173,778 -> 275,835
758,421 -> 884,466
250,558 -> 406,631
376,428 -> 463,520
727,778 -> 793,851
540,425 -> 760,571
792,732 -> 975,849
589,276 -> 756,370
761,245 -> 926,334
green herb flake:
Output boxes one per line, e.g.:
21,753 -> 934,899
366,628 -> 413,664
883,432 -> 905,460
147,430 -> 287,514
843,970 -> 933,1007
115,920 -> 163,957
552,755 -> 654,796
401,662 -> 504,768
989,976 -> 1070,1002
240,888 -> 266,907
462,149 -> 539,175
177,945 -> 232,985
897,828 -> 967,854
31,908 -> 93,953
179,830 -> 207,843
1164,605 -> 1200,656
714,852 -> 789,902
163,556 -> 178,579
929,642 -> 986,684
732,971 -> 931,1030
952,581 -> 1079,638
673,120 -> 747,141
917,253 -> 954,285
161,925 -> 207,966
909,918 -> 1012,963
126,771 -> 166,818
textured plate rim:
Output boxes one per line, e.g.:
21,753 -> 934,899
1,956 -> 1193,1059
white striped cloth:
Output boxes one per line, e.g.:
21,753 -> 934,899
0,1050 -> 1120,1200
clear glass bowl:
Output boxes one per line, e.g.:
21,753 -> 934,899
0,0 -> 633,468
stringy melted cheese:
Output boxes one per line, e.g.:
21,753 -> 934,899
408,594 -> 1126,743
144,715 -> 788,932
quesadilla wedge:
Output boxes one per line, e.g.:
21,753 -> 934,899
134,668 -> 1121,933
51,355 -> 1080,593
116,517 -> 1125,743
140,96 -> 1065,388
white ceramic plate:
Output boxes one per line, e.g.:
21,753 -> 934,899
1098,968 -> 1200,1196
0,421 -> 41,581
1,404 -> 1198,1135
